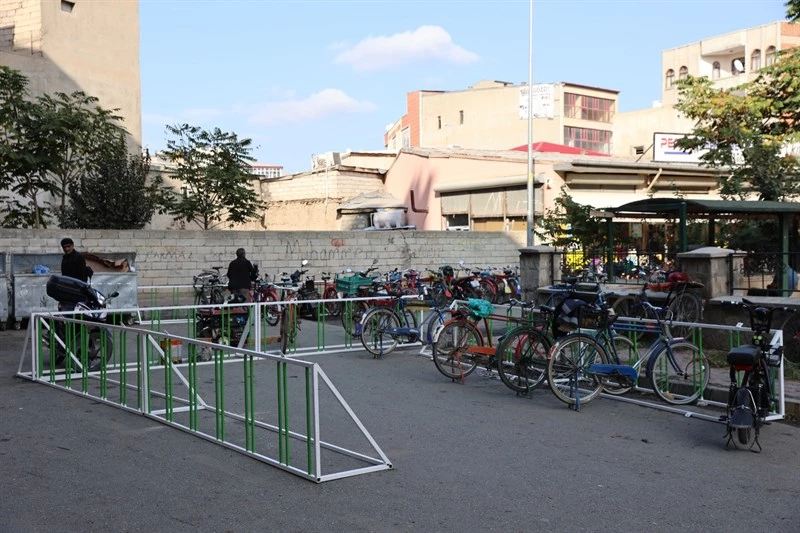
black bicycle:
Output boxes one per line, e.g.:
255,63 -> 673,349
722,299 -> 791,452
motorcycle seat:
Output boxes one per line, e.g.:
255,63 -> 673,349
727,345 -> 759,367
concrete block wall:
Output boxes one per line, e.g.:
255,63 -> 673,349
0,0 -> 42,53
0,228 -> 527,287
262,171 -> 382,203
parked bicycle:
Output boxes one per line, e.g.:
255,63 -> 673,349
193,266 -> 226,305
546,291 -> 709,409
722,299 -> 791,452
359,290 -> 454,358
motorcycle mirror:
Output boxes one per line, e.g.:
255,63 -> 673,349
371,259 -> 378,265
345,268 -> 353,273
301,259 -> 309,266
458,260 -> 465,266
109,291 -> 119,298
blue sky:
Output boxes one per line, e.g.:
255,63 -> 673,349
139,0 -> 789,173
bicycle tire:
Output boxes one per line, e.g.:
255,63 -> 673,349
479,279 -> 497,303
323,286 -> 342,317
495,325 -> 550,394
599,334 -> 638,396
432,319 -> 483,380
781,312 -> 800,365
648,340 -> 709,405
280,304 -> 297,355
264,293 -> 280,327
546,333 -> 608,406
360,308 -> 401,357
611,295 -> 660,343
667,291 -> 702,340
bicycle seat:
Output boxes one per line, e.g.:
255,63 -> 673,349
728,345 -> 759,367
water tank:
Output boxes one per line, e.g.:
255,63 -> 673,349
371,209 -> 407,229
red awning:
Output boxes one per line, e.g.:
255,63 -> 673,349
510,142 -> 609,157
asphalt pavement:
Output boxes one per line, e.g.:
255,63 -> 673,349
2,327 -> 800,533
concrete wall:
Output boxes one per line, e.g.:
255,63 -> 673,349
0,0 -> 142,147
0,228 -> 527,287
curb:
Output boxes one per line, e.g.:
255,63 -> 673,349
705,384 -> 800,426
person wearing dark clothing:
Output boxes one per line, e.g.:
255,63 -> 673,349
227,248 -> 256,302
60,238 -> 91,283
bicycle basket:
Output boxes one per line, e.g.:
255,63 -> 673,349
335,274 -> 373,295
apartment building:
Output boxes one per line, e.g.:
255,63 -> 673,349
0,0 -> 142,148
615,20 -> 800,159
250,163 -> 284,179
384,80 -> 619,155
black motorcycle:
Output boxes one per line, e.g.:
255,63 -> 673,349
44,275 -> 118,372
282,259 -> 321,320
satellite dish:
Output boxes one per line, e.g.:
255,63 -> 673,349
733,59 -> 745,73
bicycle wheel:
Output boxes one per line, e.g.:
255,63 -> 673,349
495,326 -> 550,394
360,308 -> 401,357
611,295 -> 659,343
781,312 -> 800,366
323,286 -> 342,317
648,340 -> 709,405
264,293 -> 280,327
341,300 -> 370,336
599,334 -> 638,396
432,319 -> 483,380
479,279 -> 497,303
667,291 -> 702,340
547,334 -> 608,406
279,304 -> 297,355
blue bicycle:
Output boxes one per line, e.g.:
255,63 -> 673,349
359,291 -> 454,358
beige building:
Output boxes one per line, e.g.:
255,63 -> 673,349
385,80 -> 618,155
0,0 -> 142,148
614,20 -> 800,160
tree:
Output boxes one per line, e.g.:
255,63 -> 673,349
787,0 -> 800,23
37,91 -> 127,223
161,124 -> 264,230
536,188 -> 607,250
0,67 -> 59,228
674,6 -> 800,201
62,137 -> 171,229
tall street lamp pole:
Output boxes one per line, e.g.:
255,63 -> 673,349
526,0 -> 535,246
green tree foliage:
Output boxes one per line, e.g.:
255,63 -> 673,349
37,91 -> 126,222
536,188 -> 607,250
674,6 -> 800,201
0,67 -> 59,228
0,67 -> 129,228
62,137 -> 170,229
161,124 -> 264,230
787,0 -> 800,22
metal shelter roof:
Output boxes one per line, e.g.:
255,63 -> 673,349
607,198 -> 800,219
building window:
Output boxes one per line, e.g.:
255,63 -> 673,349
678,66 -> 688,80
563,93 -> 614,122
766,46 -> 776,66
731,57 -> 745,75
459,110 -> 464,125
751,49 -> 761,71
61,0 -> 75,13
445,214 -> 469,231
564,126 -> 612,154
712,61 -> 720,80
401,127 -> 411,148
665,69 -> 675,89
437,115 -> 441,129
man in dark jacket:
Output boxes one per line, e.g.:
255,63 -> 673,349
60,237 -> 91,282
227,248 -> 256,302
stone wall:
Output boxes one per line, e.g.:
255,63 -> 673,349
0,229 -> 527,287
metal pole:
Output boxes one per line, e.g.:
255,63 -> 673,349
526,0 -> 535,246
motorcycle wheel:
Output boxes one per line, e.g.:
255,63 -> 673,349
264,293 -> 280,327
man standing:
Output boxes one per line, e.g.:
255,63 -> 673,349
227,248 -> 255,302
60,237 -> 91,282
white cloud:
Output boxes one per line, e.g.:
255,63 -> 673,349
333,25 -> 479,71
248,89 -> 377,125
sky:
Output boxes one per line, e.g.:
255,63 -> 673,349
139,0 -> 790,174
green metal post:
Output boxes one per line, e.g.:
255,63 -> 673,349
214,345 -> 225,440
120,330 -> 127,406
277,361 -> 285,463
317,302 -> 325,351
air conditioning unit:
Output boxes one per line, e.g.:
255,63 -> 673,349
311,152 -> 341,170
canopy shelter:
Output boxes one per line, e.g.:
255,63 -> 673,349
602,198 -> 800,292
